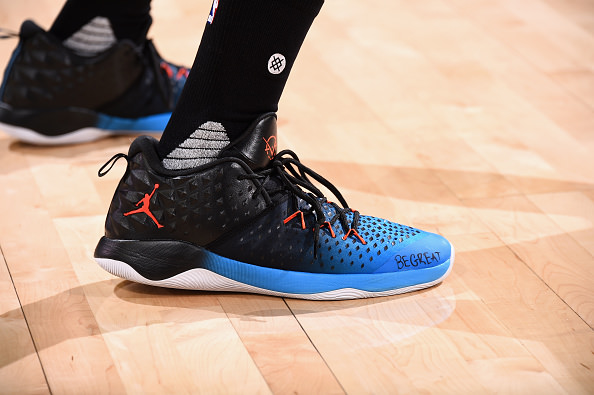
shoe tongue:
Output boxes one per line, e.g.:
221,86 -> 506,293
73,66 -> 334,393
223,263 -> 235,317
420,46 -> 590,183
219,113 -> 278,170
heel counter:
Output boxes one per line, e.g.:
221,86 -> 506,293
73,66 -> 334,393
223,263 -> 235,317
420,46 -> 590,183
0,20 -> 43,101
0,27 -> 63,108
103,156 -> 133,239
104,181 -> 127,240
103,150 -> 166,240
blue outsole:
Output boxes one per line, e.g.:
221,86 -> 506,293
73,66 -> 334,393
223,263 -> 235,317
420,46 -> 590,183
199,248 -> 452,295
96,112 -> 172,132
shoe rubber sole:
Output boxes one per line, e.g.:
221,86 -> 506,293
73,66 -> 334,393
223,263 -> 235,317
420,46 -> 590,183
0,102 -> 171,145
0,122 -> 111,145
94,237 -> 454,300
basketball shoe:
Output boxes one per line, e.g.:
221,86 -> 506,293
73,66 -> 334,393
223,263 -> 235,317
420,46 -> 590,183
0,20 -> 188,145
94,113 -> 454,300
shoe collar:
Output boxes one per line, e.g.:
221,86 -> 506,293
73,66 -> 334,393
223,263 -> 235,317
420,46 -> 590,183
218,112 -> 278,171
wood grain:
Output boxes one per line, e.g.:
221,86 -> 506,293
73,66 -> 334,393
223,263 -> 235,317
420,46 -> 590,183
0,0 -> 593,393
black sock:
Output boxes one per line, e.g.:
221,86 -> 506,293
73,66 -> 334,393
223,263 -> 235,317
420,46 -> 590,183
158,0 -> 324,169
50,0 -> 152,50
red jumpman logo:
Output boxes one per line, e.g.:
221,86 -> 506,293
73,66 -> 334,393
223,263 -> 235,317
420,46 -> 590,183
123,183 -> 164,228
263,135 -> 277,160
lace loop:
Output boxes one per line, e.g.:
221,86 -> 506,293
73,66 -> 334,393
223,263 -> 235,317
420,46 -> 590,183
98,153 -> 128,177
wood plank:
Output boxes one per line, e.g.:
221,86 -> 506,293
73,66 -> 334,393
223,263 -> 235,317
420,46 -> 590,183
448,232 -> 594,394
446,0 -> 594,148
0,0 -> 593,393
542,0 -> 594,36
0,138 -> 128,394
499,0 -> 594,69
287,286 -> 492,394
52,187 -> 272,393
528,191 -> 594,256
217,294 -> 345,394
0,248 -> 49,395
464,195 -> 594,326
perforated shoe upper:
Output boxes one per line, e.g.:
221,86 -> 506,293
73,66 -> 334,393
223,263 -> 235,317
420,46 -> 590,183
0,20 -> 185,117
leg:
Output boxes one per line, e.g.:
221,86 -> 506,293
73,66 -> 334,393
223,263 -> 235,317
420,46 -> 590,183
158,0 -> 324,168
94,0 -> 454,300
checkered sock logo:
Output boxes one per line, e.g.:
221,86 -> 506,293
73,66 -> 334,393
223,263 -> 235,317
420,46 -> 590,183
268,53 -> 286,75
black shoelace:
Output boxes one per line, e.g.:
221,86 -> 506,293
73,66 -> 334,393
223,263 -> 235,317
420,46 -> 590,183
238,150 -> 367,257
0,27 -> 19,39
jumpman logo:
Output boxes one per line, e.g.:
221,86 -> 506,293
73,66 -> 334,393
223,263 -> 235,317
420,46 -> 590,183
263,135 -> 277,160
124,183 -> 164,228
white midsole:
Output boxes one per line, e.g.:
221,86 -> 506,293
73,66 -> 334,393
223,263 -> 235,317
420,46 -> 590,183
0,122 -> 112,145
0,122 -> 160,145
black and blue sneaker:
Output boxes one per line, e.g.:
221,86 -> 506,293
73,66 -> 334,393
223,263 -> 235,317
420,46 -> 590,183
0,20 -> 188,145
94,113 -> 454,300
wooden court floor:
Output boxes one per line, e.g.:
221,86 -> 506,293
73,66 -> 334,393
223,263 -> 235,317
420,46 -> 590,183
1,0 -> 593,393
